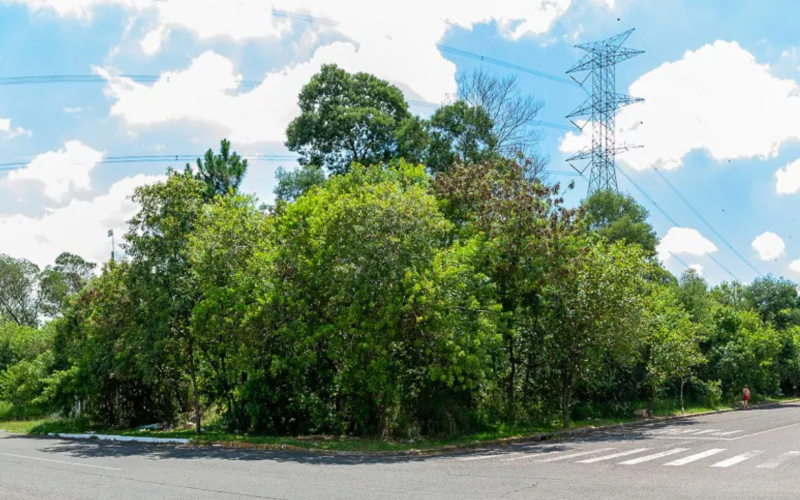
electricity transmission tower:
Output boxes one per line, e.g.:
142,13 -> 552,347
565,29 -> 644,196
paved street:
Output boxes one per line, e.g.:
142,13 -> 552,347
3,405 -> 800,499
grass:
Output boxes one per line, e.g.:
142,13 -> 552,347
2,399 -> 796,454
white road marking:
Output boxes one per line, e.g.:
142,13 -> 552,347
577,448 -> 651,464
711,450 -> 763,468
458,453 -> 503,461
619,448 -> 689,465
756,451 -> 800,469
711,430 -> 742,436
0,452 -> 121,471
690,429 -> 721,435
664,448 -> 726,466
537,448 -> 616,463
498,448 -> 569,462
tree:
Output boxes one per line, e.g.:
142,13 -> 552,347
273,164 -> 326,205
125,173 -> 207,434
583,189 -> 658,256
457,67 -> 546,163
286,64 -> 411,175
186,139 -> 248,200
744,275 -> 800,330
0,255 -> 43,327
643,287 -> 705,415
540,241 -> 650,427
39,253 -> 96,315
426,101 -> 497,174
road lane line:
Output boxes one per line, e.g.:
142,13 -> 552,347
458,451 -> 528,461
690,429 -> 721,435
538,448 -> 615,463
664,448 -> 726,466
731,422 -> 800,441
577,448 -> 651,464
0,452 -> 121,471
619,448 -> 689,465
711,431 -> 742,436
711,450 -> 763,467
756,451 -> 800,469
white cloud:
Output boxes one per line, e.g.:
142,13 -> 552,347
657,227 -> 718,262
0,174 -> 163,268
688,263 -> 704,276
0,116 -> 31,140
790,260 -> 800,277
27,0 -> 574,143
63,107 -> 84,114
776,158 -> 800,194
100,39 -> 459,144
560,41 -> 800,170
751,231 -> 786,261
4,140 -> 104,201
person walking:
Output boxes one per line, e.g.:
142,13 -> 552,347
742,385 -> 751,410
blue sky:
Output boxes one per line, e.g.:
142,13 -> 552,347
1,0 -> 799,285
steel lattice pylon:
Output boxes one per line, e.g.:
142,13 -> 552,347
566,29 -> 644,196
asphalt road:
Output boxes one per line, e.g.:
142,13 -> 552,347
3,405 -> 800,499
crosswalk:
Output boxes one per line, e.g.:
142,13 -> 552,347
455,446 -> 800,470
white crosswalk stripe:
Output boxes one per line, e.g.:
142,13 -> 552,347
619,448 -> 689,465
755,451 -> 800,469
499,448 -> 571,462
711,450 -> 763,468
537,448 -> 616,463
664,448 -> 726,466
710,430 -> 742,436
689,429 -> 721,435
458,452 -> 519,461
577,448 -> 651,464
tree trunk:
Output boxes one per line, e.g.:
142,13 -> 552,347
680,378 -> 685,414
189,347 -> 202,436
561,374 -> 573,428
646,385 -> 656,417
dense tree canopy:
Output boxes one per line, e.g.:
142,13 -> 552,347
3,66 -> 800,439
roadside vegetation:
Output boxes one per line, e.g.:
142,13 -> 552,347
2,66 -> 800,450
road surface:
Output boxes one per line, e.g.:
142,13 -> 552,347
3,404 -> 800,499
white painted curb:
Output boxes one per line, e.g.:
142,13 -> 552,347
49,433 -> 189,444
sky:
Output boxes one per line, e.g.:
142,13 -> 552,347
1,0 -> 799,285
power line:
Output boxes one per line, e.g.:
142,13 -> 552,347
0,154 -> 298,172
649,166 -> 762,278
615,165 -> 740,282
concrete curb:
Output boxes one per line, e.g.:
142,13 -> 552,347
47,432 -> 190,444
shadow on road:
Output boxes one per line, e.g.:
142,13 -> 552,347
17,406 -> 798,466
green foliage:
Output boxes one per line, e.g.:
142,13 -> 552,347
273,164 -> 326,206
186,139 -> 249,200
0,255 -> 43,327
286,64 -> 411,175
425,101 -> 497,174
583,189 -> 658,256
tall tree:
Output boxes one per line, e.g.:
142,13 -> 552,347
273,164 -> 326,206
187,139 -> 248,200
583,189 -> 658,256
125,174 -> 207,434
745,275 -> 800,330
286,64 -> 411,175
39,253 -> 96,315
0,255 -> 43,327
426,101 -> 497,174
457,68 -> 547,168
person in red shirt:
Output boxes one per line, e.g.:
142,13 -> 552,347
742,385 -> 751,410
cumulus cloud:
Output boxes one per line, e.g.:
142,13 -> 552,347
751,231 -> 786,261
657,227 -> 718,262
41,0 -> 575,143
561,41 -> 800,170
4,140 -> 104,201
776,158 -> 800,195
0,174 -> 163,268
790,260 -> 800,277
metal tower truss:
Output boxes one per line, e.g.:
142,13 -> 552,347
566,29 -> 644,196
